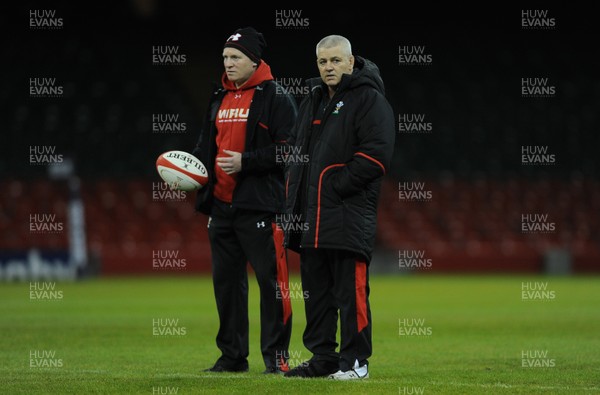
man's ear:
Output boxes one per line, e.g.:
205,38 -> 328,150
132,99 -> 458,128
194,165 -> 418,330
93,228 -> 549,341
348,55 -> 355,71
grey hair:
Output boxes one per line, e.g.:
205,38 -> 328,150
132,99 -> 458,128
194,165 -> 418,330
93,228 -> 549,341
316,35 -> 352,57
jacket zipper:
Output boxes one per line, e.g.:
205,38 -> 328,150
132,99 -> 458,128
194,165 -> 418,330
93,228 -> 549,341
299,89 -> 342,248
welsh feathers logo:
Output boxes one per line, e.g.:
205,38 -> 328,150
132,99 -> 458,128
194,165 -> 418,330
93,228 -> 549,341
332,101 -> 344,115
227,33 -> 241,41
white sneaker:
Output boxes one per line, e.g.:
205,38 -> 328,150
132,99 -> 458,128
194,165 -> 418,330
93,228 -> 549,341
327,359 -> 368,380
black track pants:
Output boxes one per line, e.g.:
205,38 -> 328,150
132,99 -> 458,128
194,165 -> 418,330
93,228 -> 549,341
207,199 -> 292,369
300,248 -> 372,371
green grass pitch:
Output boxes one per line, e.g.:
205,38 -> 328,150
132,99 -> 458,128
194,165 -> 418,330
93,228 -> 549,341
1,274 -> 599,394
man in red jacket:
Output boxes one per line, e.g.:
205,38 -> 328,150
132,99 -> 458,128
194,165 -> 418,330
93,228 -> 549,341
193,27 -> 297,374
283,35 -> 395,380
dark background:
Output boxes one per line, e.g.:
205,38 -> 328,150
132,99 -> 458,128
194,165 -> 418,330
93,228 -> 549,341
2,1 -> 599,274
4,2 -> 598,179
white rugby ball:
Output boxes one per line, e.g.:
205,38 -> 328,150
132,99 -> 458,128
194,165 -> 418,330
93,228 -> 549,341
156,150 -> 208,191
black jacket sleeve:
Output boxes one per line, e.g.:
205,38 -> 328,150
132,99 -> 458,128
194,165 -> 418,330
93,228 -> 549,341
332,89 -> 395,198
191,89 -> 222,215
240,84 -> 298,175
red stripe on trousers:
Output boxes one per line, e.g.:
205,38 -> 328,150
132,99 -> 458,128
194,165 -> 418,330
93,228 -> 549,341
355,260 -> 368,333
272,223 -> 292,325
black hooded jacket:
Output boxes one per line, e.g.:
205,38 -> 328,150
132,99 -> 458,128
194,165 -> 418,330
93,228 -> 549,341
284,56 -> 395,262
192,73 -> 298,215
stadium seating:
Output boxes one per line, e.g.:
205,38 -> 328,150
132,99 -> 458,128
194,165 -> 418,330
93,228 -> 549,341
377,177 -> 600,273
2,178 -> 598,275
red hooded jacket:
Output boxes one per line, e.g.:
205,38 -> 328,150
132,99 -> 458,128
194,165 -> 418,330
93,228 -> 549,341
213,61 -> 274,203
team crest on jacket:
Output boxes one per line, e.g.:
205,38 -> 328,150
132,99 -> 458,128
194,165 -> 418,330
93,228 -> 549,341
332,101 -> 344,114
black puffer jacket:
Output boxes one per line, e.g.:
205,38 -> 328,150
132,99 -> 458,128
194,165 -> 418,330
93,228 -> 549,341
192,80 -> 297,215
285,57 -> 395,261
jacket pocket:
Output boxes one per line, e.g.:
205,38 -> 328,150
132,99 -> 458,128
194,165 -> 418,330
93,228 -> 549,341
317,164 -> 345,208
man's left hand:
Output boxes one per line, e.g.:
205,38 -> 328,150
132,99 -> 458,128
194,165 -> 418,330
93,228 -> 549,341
216,149 -> 242,175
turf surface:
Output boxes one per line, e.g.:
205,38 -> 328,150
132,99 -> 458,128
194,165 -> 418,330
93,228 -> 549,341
1,275 -> 599,394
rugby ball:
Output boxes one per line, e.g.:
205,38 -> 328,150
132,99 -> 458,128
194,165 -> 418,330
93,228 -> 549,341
156,150 -> 208,191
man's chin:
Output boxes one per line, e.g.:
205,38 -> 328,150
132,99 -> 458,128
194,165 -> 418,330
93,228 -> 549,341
326,82 -> 339,90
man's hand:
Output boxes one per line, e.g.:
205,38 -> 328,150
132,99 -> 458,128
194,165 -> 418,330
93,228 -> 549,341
216,149 -> 242,175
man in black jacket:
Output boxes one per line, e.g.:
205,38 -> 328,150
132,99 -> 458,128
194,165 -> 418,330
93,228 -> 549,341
283,35 -> 395,380
192,27 -> 297,374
